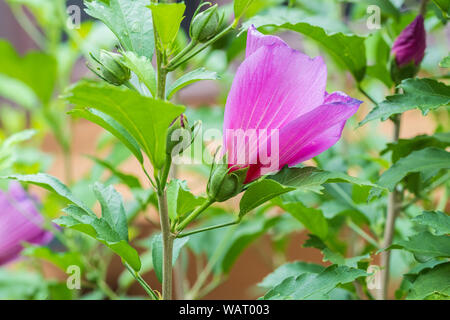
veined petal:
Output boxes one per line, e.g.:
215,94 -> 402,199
246,25 -> 288,58
224,45 -> 327,167
243,92 -> 361,182
278,92 -> 361,166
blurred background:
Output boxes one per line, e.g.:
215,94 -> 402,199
0,0 -> 448,299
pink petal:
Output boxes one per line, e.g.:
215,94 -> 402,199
244,92 -> 361,182
224,43 -> 327,167
0,183 -> 52,266
391,15 -> 426,67
246,25 -> 288,58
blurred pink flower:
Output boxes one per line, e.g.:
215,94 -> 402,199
392,15 -> 426,67
223,26 -> 362,183
0,182 -> 53,265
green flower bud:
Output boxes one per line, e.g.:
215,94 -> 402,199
190,4 -> 223,43
390,58 -> 419,86
166,115 -> 198,157
207,159 -> 248,202
88,50 -> 131,86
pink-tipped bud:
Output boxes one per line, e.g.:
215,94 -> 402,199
391,15 -> 426,68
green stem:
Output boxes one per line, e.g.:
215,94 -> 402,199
176,218 -> 240,238
124,262 -> 159,300
379,114 -> 402,300
166,24 -> 235,71
186,225 -> 236,299
357,84 -> 377,105
175,198 -> 215,232
347,219 -> 379,248
157,190 -> 174,300
11,6 -> 46,49
167,40 -> 197,69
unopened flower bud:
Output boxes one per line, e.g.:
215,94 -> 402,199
88,50 -> 131,86
190,4 -> 223,43
207,160 -> 248,202
166,115 -> 197,157
390,15 -> 426,83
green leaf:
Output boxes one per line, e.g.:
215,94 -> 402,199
412,211 -> 450,236
381,133 -> 450,163
378,148 -> 450,191
440,54 -> 450,68
281,202 -> 328,240
88,156 -> 141,189
64,81 -> 185,169
0,40 -> 56,105
84,0 -> 155,59
0,74 -> 38,109
388,232 -> 450,261
92,182 -> 129,241
166,179 -> 206,220
151,234 -> 189,283
259,261 -> 325,289
407,262 -> 450,300
242,10 -> 366,81
268,166 -> 380,193
68,107 -> 143,164
54,182 -> 141,271
22,246 -> 84,273
166,68 -> 219,100
121,51 -> 157,97
149,2 -> 185,51
322,249 -> 370,268
239,179 -> 295,217
4,173 -> 92,214
234,0 -> 255,19
263,265 -> 367,300
360,78 -> 450,125
433,0 -> 450,18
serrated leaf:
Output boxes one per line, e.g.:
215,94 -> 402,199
92,182 -> 129,241
381,133 -> 450,163
151,234 -> 189,283
407,262 -> 450,300
0,40 -> 56,105
360,78 -> 450,125
121,51 -> 157,97
377,148 -> 450,191
388,232 -> 450,261
412,211 -> 450,236
4,173 -> 92,214
84,0 -> 155,59
259,261 -> 325,289
69,107 -> 143,164
166,179 -> 206,220
322,249 -> 370,268
64,81 -> 185,169
263,265 -> 367,300
149,2 -> 185,51
166,68 -> 219,100
268,166 -> 380,193
241,9 -> 366,81
239,179 -> 295,217
281,202 -> 328,240
54,186 -> 141,271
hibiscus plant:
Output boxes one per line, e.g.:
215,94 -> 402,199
0,0 -> 449,301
